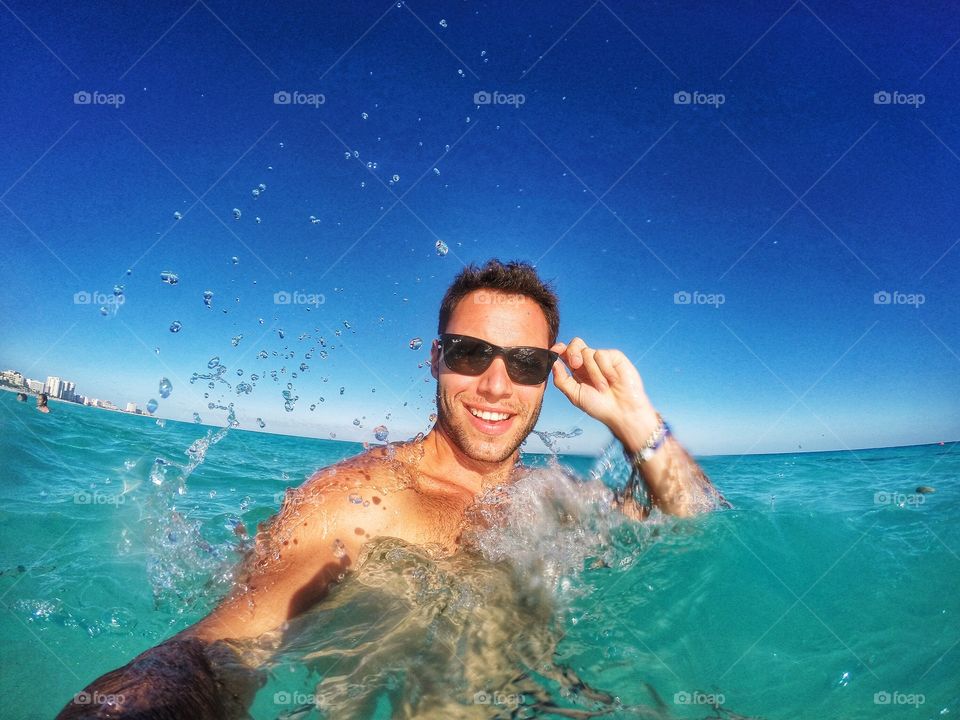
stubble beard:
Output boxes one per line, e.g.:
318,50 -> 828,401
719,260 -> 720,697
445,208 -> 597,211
434,381 -> 544,464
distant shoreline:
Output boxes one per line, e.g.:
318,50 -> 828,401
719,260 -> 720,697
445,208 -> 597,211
3,386 -> 953,458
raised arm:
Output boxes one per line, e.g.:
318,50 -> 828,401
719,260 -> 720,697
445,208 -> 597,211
551,338 -> 728,518
56,476 -> 380,719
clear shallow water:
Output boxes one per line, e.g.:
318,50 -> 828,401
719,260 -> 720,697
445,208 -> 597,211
0,390 -> 957,719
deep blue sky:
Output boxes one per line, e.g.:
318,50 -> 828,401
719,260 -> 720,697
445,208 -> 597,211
1,0 -> 958,455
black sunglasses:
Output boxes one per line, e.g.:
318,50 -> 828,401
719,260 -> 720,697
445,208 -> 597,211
437,333 -> 559,385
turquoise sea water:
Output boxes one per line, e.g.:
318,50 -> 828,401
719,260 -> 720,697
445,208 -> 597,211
0,390 -> 957,719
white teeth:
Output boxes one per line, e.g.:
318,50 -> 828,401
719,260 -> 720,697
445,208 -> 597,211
469,407 -> 511,421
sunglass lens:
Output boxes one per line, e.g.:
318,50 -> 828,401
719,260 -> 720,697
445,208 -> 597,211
443,336 -> 493,375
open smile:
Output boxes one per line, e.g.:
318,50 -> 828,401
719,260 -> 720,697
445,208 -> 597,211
464,403 -> 517,435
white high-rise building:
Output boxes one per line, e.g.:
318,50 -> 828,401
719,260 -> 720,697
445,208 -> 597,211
26,379 -> 44,393
125,402 -> 138,413
45,376 -> 63,399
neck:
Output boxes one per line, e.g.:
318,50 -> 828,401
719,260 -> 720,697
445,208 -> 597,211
417,423 -> 520,495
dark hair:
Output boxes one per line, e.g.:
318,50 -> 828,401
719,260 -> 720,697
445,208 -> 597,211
437,259 -> 560,345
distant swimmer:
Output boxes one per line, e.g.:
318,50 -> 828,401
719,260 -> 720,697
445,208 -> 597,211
57,259 -> 729,719
16,392 -> 27,402
36,393 -> 50,413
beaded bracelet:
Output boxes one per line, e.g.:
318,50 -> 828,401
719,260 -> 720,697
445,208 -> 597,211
626,414 -> 671,466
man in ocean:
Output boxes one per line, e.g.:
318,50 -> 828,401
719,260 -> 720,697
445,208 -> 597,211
58,259 -> 725,718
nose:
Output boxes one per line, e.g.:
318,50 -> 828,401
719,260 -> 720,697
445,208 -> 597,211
476,355 -> 512,400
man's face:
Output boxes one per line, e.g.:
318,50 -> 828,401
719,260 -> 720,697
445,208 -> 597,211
430,290 -> 552,464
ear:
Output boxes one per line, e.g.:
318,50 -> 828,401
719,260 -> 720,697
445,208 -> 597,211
430,339 -> 440,379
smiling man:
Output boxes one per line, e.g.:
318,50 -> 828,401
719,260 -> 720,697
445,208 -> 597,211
58,259 -> 725,719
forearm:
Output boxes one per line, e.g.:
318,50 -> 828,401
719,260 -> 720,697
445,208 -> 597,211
615,402 -> 728,517
56,634 -> 262,720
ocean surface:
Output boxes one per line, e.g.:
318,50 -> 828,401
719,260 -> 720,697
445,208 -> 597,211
0,390 -> 957,719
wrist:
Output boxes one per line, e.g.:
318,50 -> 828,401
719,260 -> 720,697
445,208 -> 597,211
615,401 -> 662,455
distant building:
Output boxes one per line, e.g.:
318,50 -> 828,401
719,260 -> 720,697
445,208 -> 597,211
62,381 -> 76,402
125,402 -> 138,413
0,370 -> 24,386
26,379 -> 44,393
45,376 -> 63,399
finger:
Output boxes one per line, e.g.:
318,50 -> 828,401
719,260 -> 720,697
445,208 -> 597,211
594,349 -> 622,385
564,337 -> 587,368
551,359 -> 579,401
579,348 -> 609,391
550,341 -> 567,355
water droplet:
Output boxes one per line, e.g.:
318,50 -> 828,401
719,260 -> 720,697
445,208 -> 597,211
435,240 -> 449,256
373,425 -> 389,442
193,412 -> 202,423
278,329 -> 285,340
231,256 -> 239,265
232,208 -> 242,221
99,306 -> 108,316
168,320 -> 182,333
299,362 -> 309,371
433,167 -> 440,175
343,321 -> 351,329
207,356 -> 220,369
113,284 -> 124,297
339,387 -> 345,395
429,413 -> 437,422
361,112 -> 369,120
391,174 -> 400,183
146,398 -> 158,414
203,290 -> 213,308
160,270 -> 179,285
257,417 -> 266,429
251,188 -> 260,198
409,337 -> 423,350
255,216 -> 261,224
439,18 -> 447,27
353,418 -> 361,426
173,211 -> 182,220
231,334 -> 243,347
